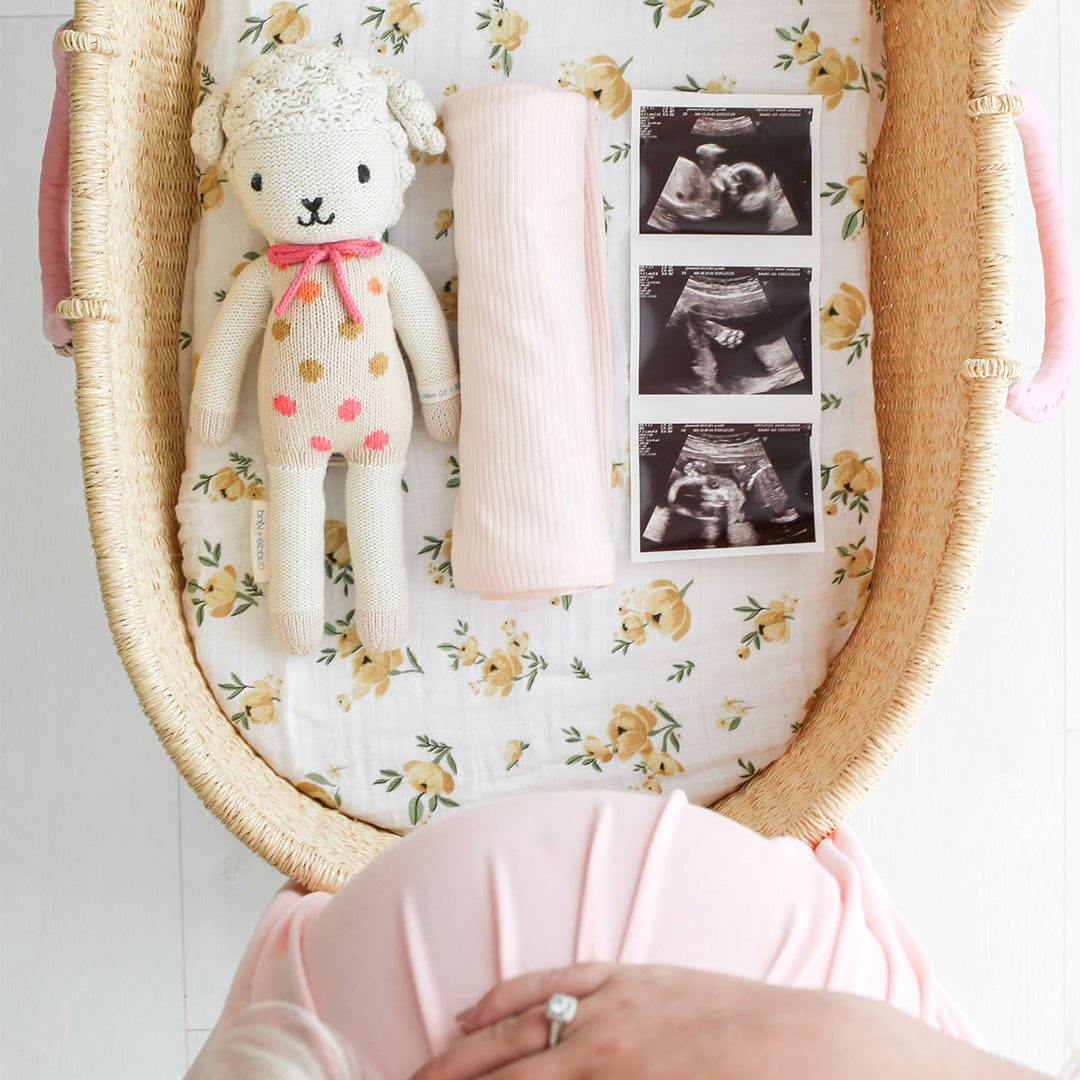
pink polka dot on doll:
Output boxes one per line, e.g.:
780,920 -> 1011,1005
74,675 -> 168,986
338,398 -> 362,422
364,430 -> 390,452
310,435 -> 332,452
273,395 -> 297,417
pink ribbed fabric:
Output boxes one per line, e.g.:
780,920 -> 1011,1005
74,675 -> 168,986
191,791 -> 978,1080
442,85 -> 615,600
39,22 -> 73,356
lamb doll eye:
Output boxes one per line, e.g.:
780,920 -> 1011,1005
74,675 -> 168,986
357,164 -> 371,184
250,173 -> 263,192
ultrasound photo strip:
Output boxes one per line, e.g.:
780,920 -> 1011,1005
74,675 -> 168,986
638,104 -> 815,237
638,266 -> 814,397
636,424 -> 817,558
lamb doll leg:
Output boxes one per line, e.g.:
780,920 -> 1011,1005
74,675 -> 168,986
346,459 -> 409,653
266,464 -> 326,655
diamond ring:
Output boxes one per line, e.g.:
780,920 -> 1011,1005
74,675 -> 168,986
544,993 -> 578,1048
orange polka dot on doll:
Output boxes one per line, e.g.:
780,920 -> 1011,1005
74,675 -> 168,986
310,435 -> 332,452
273,394 -> 297,417
297,280 -> 322,304
367,277 -> 383,295
364,429 -> 390,452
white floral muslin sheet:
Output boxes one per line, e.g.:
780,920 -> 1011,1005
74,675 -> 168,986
178,0 -> 885,831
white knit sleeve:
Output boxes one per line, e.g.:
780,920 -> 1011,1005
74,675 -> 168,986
384,244 -> 460,404
191,256 -> 272,445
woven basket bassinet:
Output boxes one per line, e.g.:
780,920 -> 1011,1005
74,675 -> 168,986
62,0 -> 1031,892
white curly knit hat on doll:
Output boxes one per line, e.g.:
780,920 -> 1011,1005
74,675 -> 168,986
192,44 -> 445,228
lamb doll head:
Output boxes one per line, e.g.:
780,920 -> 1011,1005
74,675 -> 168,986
190,44 -> 444,243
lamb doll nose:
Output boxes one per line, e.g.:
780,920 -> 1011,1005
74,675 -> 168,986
301,196 -> 323,211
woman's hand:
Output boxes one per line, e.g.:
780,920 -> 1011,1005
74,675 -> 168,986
410,963 -> 1047,1080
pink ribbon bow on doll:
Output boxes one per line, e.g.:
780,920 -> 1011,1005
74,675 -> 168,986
267,239 -> 383,324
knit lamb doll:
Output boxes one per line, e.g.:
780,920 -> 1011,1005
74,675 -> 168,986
189,45 -> 460,656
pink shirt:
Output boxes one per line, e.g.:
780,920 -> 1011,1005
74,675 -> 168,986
191,790 -> 976,1079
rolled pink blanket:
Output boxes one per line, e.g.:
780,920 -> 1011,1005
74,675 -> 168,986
442,84 -> 615,600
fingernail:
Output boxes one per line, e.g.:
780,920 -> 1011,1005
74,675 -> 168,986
455,1005 -> 477,1026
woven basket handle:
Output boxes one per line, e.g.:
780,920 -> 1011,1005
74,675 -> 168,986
39,22 -> 74,357
1007,84 -> 1075,421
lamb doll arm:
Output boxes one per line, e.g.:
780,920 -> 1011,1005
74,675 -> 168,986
385,244 -> 461,443
190,256 -> 273,445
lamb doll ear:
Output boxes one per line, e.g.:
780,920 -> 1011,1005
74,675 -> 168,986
378,64 -> 445,157
191,90 -> 228,166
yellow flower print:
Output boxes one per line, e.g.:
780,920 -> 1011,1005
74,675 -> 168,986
559,56 -> 633,120
434,208 -> 454,239
793,31 -> 821,64
265,3 -> 309,44
187,540 -> 262,625
440,620 -> 546,695
362,2 -> 422,55
196,165 -> 225,212
807,47 -> 860,110
376,736 -> 460,826
644,0 -> 714,27
478,1 -> 528,75
403,760 -> 455,795
204,566 -> 239,618
640,581 -> 692,641
607,704 -> 656,761
193,453 -> 265,502
239,3 -> 309,52
457,635 -> 480,666
490,8 -> 527,49
211,467 -> 245,502
324,520 -> 351,573
642,750 -> 684,777
674,74 -> 737,94
504,739 -> 530,770
336,624 -> 360,658
475,648 -> 523,698
821,151 -> 870,242
847,175 -> 867,211
823,451 -> 879,522
566,702 -> 682,782
296,780 -> 338,808
716,697 -> 754,732
419,530 -> 454,588
736,595 -> 797,652
219,673 -> 282,730
583,735 -> 614,764
833,537 -> 873,584
821,283 -> 869,362
324,520 -> 354,596
613,579 -> 693,654
439,277 -> 458,322
776,19 -> 821,69
385,0 -> 422,34
352,648 -> 404,700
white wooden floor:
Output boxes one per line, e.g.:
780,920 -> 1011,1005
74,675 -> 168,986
1,3 -> 1076,1077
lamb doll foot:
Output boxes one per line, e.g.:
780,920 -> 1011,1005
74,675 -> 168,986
272,611 -> 323,656
355,609 -> 409,653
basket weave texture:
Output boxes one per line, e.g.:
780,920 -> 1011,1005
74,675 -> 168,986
67,0 -> 1030,891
